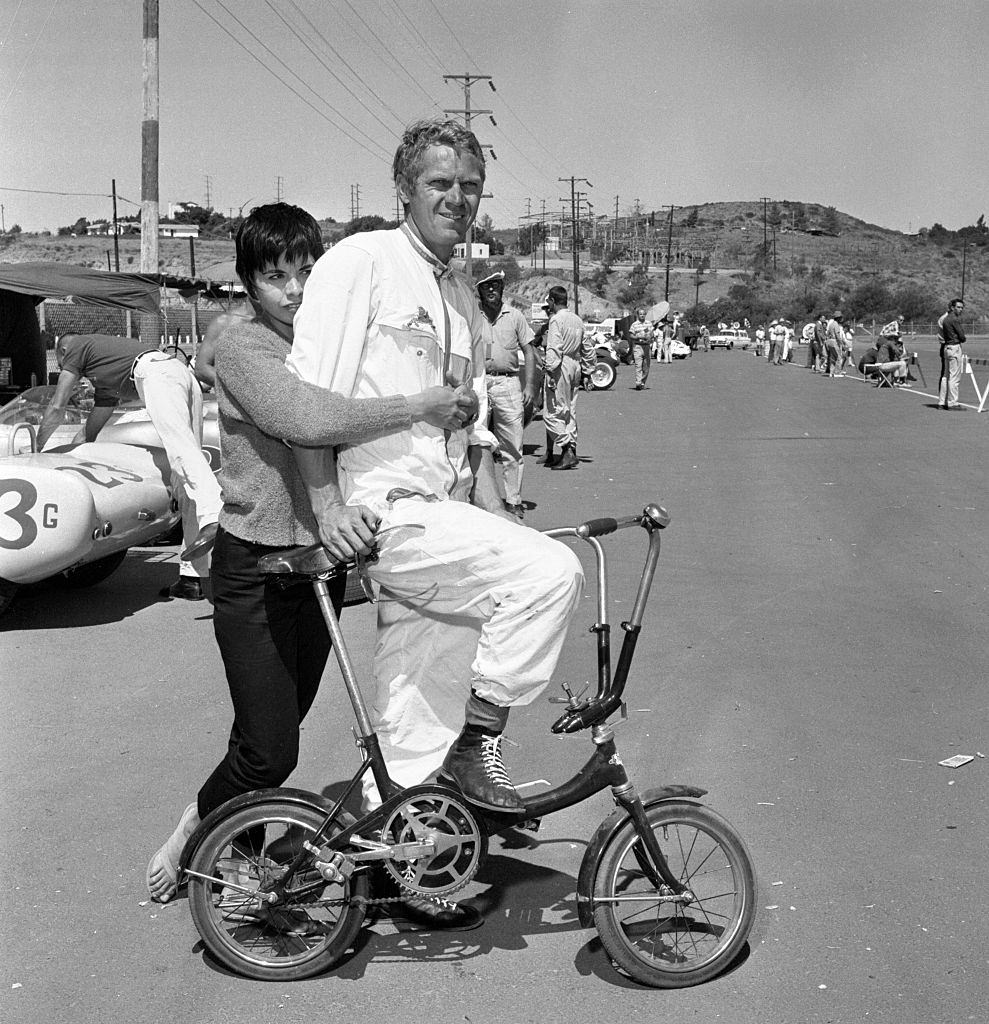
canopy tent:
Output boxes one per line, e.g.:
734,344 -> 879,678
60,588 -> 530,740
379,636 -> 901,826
0,261 -> 161,315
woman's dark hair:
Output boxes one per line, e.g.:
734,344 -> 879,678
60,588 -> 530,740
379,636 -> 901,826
235,203 -> 324,299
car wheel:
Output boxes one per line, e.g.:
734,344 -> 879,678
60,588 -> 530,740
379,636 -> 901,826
728,342 -> 733,350
589,360 -> 616,390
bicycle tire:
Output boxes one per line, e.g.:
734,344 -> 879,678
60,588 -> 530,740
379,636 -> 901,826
187,799 -> 368,981
592,800 -> 756,988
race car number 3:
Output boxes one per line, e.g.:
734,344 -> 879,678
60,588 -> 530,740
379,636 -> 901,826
0,479 -> 56,551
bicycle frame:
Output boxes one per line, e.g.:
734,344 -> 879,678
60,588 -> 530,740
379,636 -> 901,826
294,502 -> 688,892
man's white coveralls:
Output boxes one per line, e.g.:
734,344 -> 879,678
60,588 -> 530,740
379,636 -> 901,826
287,228 -> 584,797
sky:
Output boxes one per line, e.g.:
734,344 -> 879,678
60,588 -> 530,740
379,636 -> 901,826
1,0 -> 987,236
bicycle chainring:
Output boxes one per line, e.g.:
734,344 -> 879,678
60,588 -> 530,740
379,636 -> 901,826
378,790 -> 484,899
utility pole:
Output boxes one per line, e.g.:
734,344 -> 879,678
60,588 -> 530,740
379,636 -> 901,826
560,176 -> 591,314
350,184 -> 361,220
111,179 -> 120,271
443,72 -> 492,278
0,204 -> 4,232
275,177 -> 284,202
540,199 -> 547,273
961,239 -> 968,300
204,174 -> 212,211
663,204 -> 677,301
140,0 -> 159,274
760,196 -> 771,271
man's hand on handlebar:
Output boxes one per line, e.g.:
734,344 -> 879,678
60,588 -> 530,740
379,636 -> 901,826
316,503 -> 380,562
407,381 -> 478,431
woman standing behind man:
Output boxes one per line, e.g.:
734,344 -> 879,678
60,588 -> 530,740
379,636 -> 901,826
146,204 -> 475,912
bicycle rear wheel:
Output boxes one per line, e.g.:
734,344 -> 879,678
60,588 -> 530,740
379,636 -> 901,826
592,800 -> 756,988
187,799 -> 368,981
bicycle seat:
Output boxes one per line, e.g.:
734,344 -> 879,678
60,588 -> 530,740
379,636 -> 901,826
257,543 -> 348,578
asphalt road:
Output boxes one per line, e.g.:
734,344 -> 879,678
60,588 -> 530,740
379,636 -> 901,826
3,346 -> 988,1024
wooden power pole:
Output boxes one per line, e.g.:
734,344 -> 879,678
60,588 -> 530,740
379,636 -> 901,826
140,0 -> 159,275
443,72 -> 492,278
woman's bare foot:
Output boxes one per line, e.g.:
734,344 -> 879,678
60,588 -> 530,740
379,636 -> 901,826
146,803 -> 200,903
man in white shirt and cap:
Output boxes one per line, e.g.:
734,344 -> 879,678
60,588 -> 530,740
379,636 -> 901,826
476,269 -> 537,518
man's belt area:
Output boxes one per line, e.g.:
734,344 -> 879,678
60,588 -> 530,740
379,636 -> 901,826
486,368 -> 519,377
129,349 -> 175,382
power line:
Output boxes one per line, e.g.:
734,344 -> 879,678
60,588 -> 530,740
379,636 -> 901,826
267,0 -> 404,134
380,0 -> 446,72
332,0 -> 442,113
191,0 -> 391,164
423,0 -> 475,70
0,0 -> 59,116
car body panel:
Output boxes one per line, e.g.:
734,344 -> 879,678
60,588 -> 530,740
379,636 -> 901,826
0,387 -> 220,592
0,442 -> 178,584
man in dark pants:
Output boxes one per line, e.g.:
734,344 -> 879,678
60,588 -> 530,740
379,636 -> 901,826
937,298 -> 966,410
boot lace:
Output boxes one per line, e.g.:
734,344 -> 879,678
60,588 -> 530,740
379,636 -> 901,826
479,734 -> 515,790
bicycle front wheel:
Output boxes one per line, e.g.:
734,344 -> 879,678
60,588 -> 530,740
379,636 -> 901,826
592,800 -> 756,988
187,800 -> 368,981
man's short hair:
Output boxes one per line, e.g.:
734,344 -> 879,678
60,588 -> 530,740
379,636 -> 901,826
547,285 -> 569,307
392,117 -> 486,190
950,297 -> 964,308
235,202 -> 324,300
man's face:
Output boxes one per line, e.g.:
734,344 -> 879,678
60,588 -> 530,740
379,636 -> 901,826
399,144 -> 484,261
251,253 -> 314,332
951,301 -> 964,315
477,280 -> 503,310
636,309 -> 646,321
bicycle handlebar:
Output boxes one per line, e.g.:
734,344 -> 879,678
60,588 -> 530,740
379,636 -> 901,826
574,503 -> 671,539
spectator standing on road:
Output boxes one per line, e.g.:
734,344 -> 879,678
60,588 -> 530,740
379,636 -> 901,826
543,285 -> 593,469
781,320 -> 795,363
476,270 -> 537,519
659,316 -> 674,363
937,297 -> 966,410
811,312 -> 828,373
825,311 -> 846,378
628,306 -> 653,390
754,323 -> 766,357
802,320 -> 817,369
768,320 -> 784,364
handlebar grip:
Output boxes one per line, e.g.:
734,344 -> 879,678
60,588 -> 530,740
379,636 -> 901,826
576,517 -> 619,538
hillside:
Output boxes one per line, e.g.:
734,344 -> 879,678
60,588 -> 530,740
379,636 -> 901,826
2,199 -> 984,324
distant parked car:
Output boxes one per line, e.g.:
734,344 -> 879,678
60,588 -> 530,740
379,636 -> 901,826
708,327 -> 751,350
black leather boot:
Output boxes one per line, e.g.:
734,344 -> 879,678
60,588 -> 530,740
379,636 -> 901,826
542,431 -> 559,467
551,444 -> 579,470
440,727 -> 525,812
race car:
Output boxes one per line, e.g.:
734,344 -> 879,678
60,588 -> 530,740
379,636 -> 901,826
0,387 -> 220,615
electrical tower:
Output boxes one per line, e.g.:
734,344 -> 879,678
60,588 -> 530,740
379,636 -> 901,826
204,174 -> 212,211
350,184 -> 361,221
559,176 -> 592,315
443,72 -> 494,277
276,176 -> 284,203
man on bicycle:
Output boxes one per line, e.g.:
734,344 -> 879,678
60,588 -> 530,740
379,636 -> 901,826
287,118 -> 584,824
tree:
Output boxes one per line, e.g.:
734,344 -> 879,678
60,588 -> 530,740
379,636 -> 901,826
472,213 -> 504,255
616,264 -> 653,307
57,216 -> 90,236
340,214 -> 398,238
821,207 -> 840,235
684,207 -> 699,228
